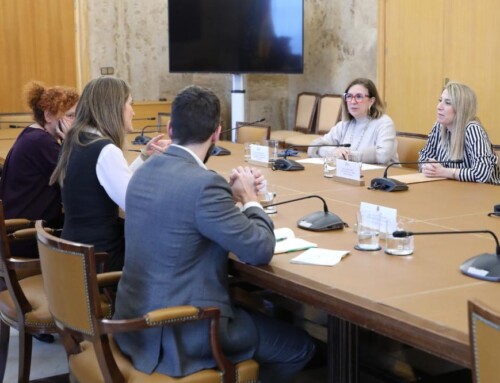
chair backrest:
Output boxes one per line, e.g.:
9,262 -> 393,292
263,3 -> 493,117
294,92 -> 320,133
316,94 -> 342,135
36,221 -> 100,337
396,133 -> 428,169
468,300 -> 500,383
235,121 -> 271,144
157,112 -> 170,136
0,200 -> 37,312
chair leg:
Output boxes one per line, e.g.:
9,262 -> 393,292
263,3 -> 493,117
17,329 -> 32,383
0,320 -> 10,382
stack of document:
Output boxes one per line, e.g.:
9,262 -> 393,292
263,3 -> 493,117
274,228 -> 349,266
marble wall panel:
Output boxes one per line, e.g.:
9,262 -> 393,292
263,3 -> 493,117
87,0 -> 378,132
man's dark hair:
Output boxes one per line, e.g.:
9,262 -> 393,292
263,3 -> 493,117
170,85 -> 221,145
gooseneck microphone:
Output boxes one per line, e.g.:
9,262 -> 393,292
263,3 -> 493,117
370,160 -> 464,192
212,118 -> 266,156
132,125 -> 164,145
393,229 -> 500,282
132,117 -> 156,121
0,122 -> 32,128
273,144 -> 352,172
264,195 -> 347,232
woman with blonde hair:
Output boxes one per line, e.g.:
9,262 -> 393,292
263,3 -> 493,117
419,82 -> 500,184
307,77 -> 399,165
51,76 -> 169,271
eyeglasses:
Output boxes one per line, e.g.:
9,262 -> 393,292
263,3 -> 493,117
343,93 -> 371,103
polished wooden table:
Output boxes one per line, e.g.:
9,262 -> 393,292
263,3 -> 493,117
204,142 -> 500,383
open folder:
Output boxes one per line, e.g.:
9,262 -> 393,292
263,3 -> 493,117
274,228 -> 317,254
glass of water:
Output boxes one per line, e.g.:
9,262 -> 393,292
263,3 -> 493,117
385,218 -> 414,256
323,157 -> 336,178
355,211 -> 382,251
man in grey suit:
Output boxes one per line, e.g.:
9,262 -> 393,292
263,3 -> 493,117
114,85 -> 315,382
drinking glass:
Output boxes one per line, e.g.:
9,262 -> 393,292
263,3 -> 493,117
265,139 -> 279,162
355,211 -> 382,251
385,218 -> 414,256
323,157 -> 336,178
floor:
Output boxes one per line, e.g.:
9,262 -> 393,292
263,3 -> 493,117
4,328 -> 328,383
4,328 -> 471,383
4,329 -> 68,382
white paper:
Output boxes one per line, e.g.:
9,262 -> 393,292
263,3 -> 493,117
336,158 -> 362,180
296,158 -> 383,171
274,227 -> 295,241
361,163 -> 384,171
274,237 -> 317,254
297,158 -> 323,164
250,144 -> 269,163
290,248 -> 349,266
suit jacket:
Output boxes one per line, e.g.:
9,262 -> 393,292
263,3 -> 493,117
113,145 -> 275,377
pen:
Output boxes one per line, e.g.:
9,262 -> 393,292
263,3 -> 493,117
285,246 -> 315,253
276,237 -> 286,242
128,149 -> 141,152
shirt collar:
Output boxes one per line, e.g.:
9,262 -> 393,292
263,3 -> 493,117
170,144 -> 208,169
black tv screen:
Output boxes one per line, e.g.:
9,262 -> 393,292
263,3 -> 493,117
168,0 -> 304,74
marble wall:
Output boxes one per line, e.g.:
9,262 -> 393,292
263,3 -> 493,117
87,0 -> 378,131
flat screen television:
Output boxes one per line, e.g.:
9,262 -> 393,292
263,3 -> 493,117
168,0 -> 304,74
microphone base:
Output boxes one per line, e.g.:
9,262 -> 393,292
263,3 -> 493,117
297,211 -> 346,232
460,253 -> 500,282
132,135 -> 152,145
272,159 -> 305,171
211,145 -> 231,156
370,177 -> 409,192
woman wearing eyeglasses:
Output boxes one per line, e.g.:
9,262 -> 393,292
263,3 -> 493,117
419,82 -> 500,184
308,77 -> 399,165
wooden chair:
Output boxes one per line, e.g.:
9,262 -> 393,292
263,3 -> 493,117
235,121 -> 270,144
270,92 -> 320,145
396,133 -> 428,169
157,112 -> 170,137
468,300 -> 500,383
285,94 -> 343,149
0,201 -> 56,383
35,221 -> 259,383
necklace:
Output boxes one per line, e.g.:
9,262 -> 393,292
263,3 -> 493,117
347,118 -> 371,151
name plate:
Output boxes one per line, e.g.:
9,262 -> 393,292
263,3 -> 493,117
250,144 -> 270,163
336,159 -> 362,180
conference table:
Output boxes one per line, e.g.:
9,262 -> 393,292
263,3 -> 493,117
199,141 -> 499,383
2,130 -> 496,382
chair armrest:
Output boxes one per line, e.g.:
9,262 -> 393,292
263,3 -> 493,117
5,218 -> 34,232
96,271 -> 121,287
100,305 -> 207,333
7,256 -> 40,271
99,305 -> 235,379
9,227 -> 37,240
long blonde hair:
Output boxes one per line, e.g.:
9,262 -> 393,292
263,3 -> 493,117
50,76 -> 130,186
440,82 -> 481,160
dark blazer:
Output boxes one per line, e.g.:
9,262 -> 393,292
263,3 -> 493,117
114,145 -> 275,377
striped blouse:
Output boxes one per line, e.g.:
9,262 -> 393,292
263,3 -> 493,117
418,122 -> 500,185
